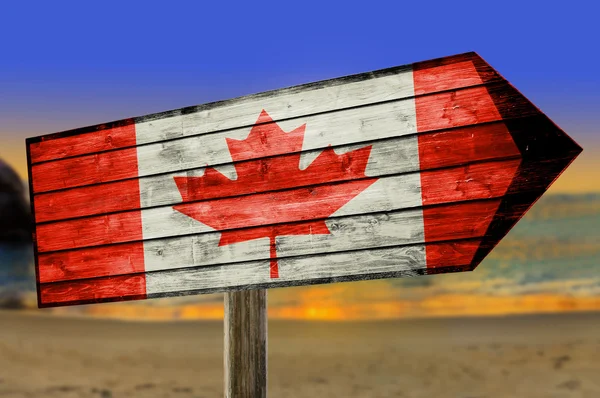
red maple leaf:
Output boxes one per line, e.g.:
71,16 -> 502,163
173,110 -> 377,278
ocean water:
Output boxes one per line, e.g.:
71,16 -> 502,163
0,243 -> 35,305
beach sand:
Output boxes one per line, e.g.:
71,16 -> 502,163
0,310 -> 599,397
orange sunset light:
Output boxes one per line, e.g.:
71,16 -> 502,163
44,293 -> 600,322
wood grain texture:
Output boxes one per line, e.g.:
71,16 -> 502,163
30,97 -> 416,193
423,199 -> 501,241
33,120 -> 521,223
38,238 -> 484,307
30,82 -> 518,195
412,60 -> 483,95
224,289 -> 267,398
38,242 -> 146,283
40,241 -> 431,305
420,159 -> 520,205
415,86 -> 501,132
417,121 -> 518,170
31,147 -> 139,193
412,52 -> 501,87
38,200 -> 501,284
36,210 -> 144,253
36,158 -> 520,253
425,240 -> 481,269
36,134 -> 417,223
34,179 -> 142,223
29,121 -> 136,164
37,172 -> 419,252
39,274 -> 147,306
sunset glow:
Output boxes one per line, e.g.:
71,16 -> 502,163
43,293 -> 600,322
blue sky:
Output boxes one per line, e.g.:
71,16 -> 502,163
1,1 -> 598,126
0,1 -> 598,190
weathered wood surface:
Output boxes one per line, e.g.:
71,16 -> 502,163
224,289 -> 267,398
31,83 -> 527,194
26,52 -> 582,307
34,121 -> 520,223
35,159 -> 520,253
38,200 -> 503,283
39,240 -> 481,305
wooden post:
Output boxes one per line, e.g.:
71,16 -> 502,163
224,289 -> 268,398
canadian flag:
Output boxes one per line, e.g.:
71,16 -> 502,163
27,53 -> 580,307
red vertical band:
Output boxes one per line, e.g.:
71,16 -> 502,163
32,123 -> 147,302
414,61 -> 517,269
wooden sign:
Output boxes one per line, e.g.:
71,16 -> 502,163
26,52 -> 582,308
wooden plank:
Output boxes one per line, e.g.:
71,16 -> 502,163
37,211 -> 144,253
40,274 -> 147,306
29,121 -> 136,164
420,159 -> 520,205
34,179 -> 142,223
415,86 -> 501,132
39,238 -> 481,306
35,158 -> 519,253
38,243 -> 146,283
412,51 -> 501,89
146,242 -> 428,292
413,60 -> 483,95
417,120 -> 519,169
36,241 -> 422,305
31,147 -> 139,193
33,121 -> 521,223
224,289 -> 267,398
425,240 -> 481,269
422,200 -> 501,242
37,200 -> 499,283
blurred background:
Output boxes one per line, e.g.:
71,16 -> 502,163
1,1 -> 598,397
